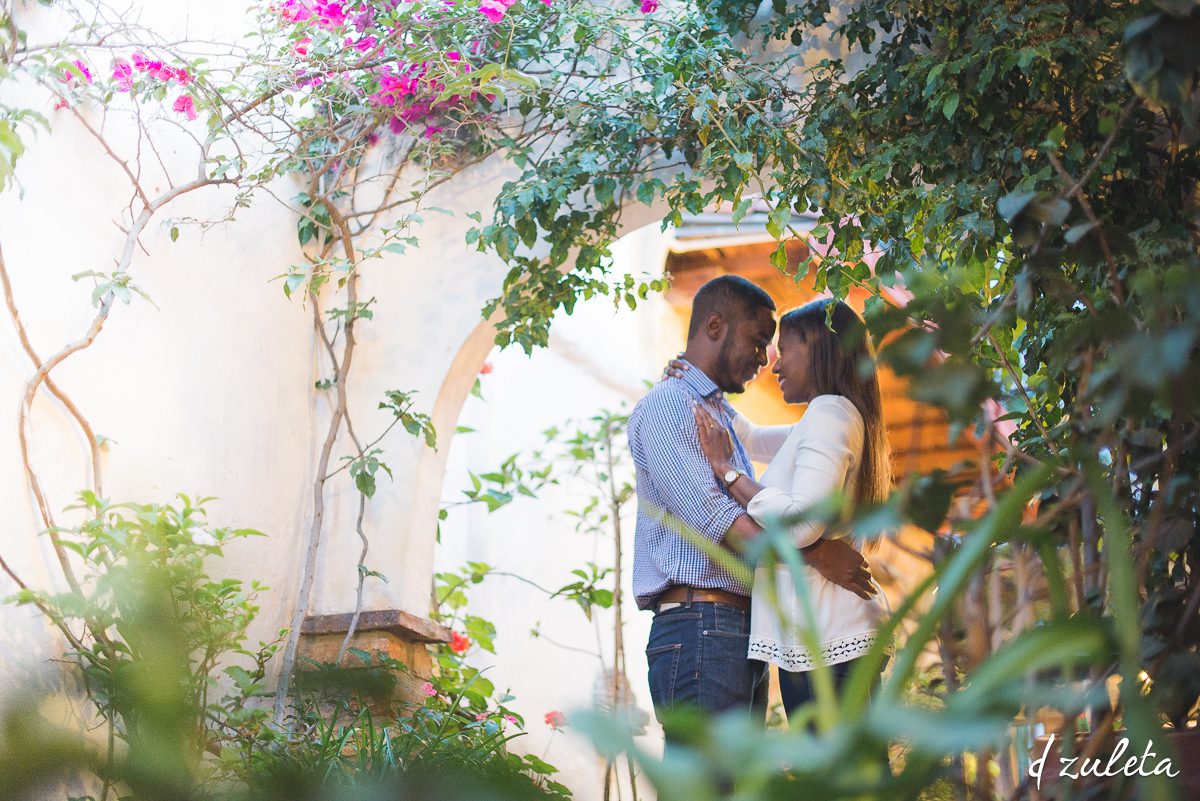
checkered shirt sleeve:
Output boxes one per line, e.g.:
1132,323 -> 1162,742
628,381 -> 755,609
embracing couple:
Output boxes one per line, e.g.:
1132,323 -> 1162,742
629,275 -> 891,738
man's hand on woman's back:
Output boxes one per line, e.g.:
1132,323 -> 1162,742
803,538 -> 877,600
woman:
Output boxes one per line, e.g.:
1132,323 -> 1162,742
682,297 -> 892,715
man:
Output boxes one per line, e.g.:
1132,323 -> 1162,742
629,275 -> 876,730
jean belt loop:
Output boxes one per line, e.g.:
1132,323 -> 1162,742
685,587 -> 694,607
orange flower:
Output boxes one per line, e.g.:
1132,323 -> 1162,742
450,631 -> 471,654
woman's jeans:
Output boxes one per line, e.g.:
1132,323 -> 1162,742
645,602 -> 767,724
777,656 -> 864,714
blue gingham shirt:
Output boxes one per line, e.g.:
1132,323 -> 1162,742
629,361 -> 756,610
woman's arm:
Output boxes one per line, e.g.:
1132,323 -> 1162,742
745,399 -> 863,548
694,401 -> 876,598
731,412 -> 793,464
693,405 -> 771,505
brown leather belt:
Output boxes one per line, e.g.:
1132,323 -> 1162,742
657,586 -> 750,611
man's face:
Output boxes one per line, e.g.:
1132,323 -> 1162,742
714,306 -> 776,394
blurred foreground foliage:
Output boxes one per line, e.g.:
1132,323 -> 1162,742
1,494 -> 567,801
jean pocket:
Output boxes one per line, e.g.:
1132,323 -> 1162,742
646,642 -> 682,708
708,604 -> 750,636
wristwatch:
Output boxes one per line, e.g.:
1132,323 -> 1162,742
722,467 -> 745,487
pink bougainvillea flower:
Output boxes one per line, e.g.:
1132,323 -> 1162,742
347,35 -> 378,53
314,0 -> 348,28
640,0 -> 658,11
279,0 -> 314,23
171,67 -> 194,85
350,6 -> 375,31
450,631 -> 471,653
295,71 -> 325,88
388,116 -> 407,134
420,681 -> 437,697
294,37 -> 312,57
131,52 -> 168,78
423,125 -> 444,139
540,0 -> 552,5
446,50 -> 461,62
172,94 -> 198,121
112,58 -> 134,91
62,59 -> 93,84
478,0 -> 507,23
544,710 -> 566,730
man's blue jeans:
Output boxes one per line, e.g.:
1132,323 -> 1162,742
645,601 -> 766,724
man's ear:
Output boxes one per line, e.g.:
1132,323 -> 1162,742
704,312 -> 726,341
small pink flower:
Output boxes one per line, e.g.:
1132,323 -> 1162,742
314,0 -> 348,28
62,59 -> 92,84
540,0 -> 552,5
424,125 -> 444,139
478,0 -> 507,23
479,361 -> 494,375
172,94 -> 198,121
294,37 -> 312,57
171,67 -> 193,85
421,681 -> 437,697
446,50 -> 461,62
475,712 -> 489,721
52,97 -> 69,110
544,710 -> 566,730
504,713 -> 519,725
112,58 -> 133,91
279,0 -> 314,23
348,35 -> 378,53
640,0 -> 658,11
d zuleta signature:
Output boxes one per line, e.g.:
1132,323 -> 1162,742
1028,733 -> 1180,791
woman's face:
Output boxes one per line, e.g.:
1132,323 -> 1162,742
772,329 -> 814,404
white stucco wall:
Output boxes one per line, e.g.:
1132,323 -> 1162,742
435,223 -> 675,799
0,8 -> 673,800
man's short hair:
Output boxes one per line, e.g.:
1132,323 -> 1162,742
687,275 -> 776,339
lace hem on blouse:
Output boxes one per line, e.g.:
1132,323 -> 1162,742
747,630 -> 889,672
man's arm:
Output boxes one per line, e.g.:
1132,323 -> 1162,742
803,538 -> 876,600
724,513 -> 762,552
634,390 -> 749,548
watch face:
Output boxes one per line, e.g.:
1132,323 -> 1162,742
724,469 -> 738,483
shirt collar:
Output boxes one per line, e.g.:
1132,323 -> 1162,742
679,359 -> 722,399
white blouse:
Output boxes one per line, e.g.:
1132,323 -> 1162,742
732,394 -> 889,673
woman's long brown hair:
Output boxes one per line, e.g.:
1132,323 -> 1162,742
779,298 -> 892,514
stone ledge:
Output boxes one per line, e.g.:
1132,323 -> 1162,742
301,609 -> 452,644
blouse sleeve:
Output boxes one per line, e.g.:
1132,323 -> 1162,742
744,398 -> 864,548
731,412 -> 794,464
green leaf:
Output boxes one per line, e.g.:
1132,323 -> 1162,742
731,198 -> 753,225
941,92 -> 959,120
